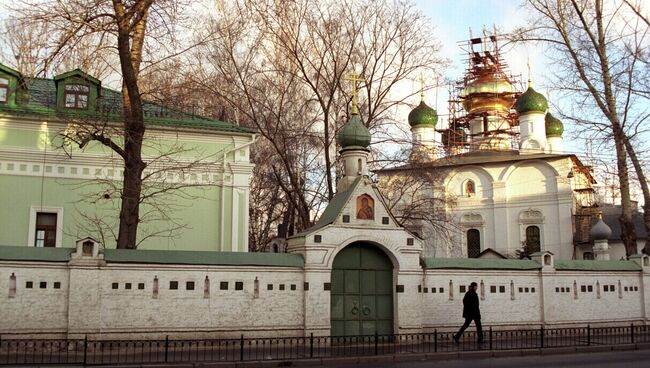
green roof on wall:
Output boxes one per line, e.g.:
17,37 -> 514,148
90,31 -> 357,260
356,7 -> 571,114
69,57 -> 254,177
0,246 -> 304,267
422,258 -> 541,270
553,260 -> 640,271
0,246 -> 74,262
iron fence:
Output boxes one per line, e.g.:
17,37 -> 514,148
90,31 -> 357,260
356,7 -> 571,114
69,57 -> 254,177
1,323 -> 649,365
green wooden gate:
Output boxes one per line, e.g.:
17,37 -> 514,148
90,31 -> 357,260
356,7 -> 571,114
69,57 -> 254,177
331,243 -> 393,337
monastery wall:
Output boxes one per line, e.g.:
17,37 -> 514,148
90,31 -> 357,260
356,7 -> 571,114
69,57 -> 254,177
1,261 -> 305,339
1,252 -> 648,339
420,269 -> 646,329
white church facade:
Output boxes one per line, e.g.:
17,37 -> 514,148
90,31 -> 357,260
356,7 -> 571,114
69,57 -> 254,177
377,33 -> 612,261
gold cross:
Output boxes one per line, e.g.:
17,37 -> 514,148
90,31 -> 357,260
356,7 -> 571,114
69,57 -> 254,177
344,72 -> 364,114
420,73 -> 425,102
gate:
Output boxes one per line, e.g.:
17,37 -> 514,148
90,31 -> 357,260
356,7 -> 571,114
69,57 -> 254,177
330,242 -> 393,337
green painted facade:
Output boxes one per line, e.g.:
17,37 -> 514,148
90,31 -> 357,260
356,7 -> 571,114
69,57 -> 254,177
0,63 -> 255,252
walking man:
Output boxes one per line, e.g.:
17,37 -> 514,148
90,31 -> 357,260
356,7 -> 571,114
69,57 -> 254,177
453,282 -> 483,343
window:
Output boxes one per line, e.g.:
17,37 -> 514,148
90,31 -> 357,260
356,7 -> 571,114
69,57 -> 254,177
34,213 -> 57,247
0,77 -> 8,102
583,252 -> 594,260
169,281 -> 178,290
525,226 -> 541,253
29,207 -> 63,248
64,84 -> 89,109
186,281 -> 195,290
464,180 -> 476,197
467,229 -> 481,258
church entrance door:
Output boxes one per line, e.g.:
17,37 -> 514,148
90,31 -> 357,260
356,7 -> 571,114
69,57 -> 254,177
331,243 -> 393,337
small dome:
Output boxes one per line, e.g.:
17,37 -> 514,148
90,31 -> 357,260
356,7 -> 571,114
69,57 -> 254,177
337,113 -> 371,149
545,113 -> 564,137
590,218 -> 612,241
516,87 -> 548,114
442,126 -> 467,147
408,101 -> 438,127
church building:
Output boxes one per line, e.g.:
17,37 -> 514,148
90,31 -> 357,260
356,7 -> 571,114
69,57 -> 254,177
377,33 -> 601,260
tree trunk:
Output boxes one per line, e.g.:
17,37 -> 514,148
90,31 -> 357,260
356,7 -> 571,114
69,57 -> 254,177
113,0 -> 151,249
613,128 -> 637,257
623,138 -> 650,255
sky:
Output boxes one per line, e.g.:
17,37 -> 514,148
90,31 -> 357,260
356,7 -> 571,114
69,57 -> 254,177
413,0 -> 543,123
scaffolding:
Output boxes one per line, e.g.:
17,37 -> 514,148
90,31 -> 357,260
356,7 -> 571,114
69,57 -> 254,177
442,27 -> 524,153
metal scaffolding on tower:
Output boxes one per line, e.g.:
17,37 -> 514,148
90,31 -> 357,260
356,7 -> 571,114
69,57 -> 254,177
442,26 -> 524,153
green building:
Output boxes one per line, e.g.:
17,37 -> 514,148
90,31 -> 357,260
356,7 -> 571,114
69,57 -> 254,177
0,63 -> 256,251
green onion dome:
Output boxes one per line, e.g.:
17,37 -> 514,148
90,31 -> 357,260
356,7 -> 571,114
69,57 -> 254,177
408,101 -> 438,128
516,87 -> 548,114
337,113 -> 371,150
442,126 -> 467,147
545,113 -> 564,137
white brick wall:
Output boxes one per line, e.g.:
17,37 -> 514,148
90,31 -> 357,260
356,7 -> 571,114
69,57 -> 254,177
1,260 -> 649,339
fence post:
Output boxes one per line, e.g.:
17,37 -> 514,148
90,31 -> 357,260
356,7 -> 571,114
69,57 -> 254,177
374,331 -> 378,356
240,335 -> 244,361
164,335 -> 169,363
434,329 -> 437,353
489,327 -> 493,350
83,335 -> 88,365
587,325 -> 591,346
631,323 -> 635,344
310,333 -> 314,358
540,326 -> 544,349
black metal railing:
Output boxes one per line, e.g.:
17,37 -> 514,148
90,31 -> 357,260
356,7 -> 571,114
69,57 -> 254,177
1,323 -> 649,365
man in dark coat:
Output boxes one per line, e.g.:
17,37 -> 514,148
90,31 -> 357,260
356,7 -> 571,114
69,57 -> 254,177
453,282 -> 483,343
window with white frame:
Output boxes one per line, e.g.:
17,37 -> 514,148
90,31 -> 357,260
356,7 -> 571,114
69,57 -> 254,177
28,207 -> 63,248
0,77 -> 9,103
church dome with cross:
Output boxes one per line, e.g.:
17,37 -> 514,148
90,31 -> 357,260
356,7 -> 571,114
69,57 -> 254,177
337,113 -> 371,150
408,101 -> 438,127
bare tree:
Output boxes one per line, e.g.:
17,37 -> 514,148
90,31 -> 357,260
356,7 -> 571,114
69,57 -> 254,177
11,0 -> 192,248
188,0 -> 443,237
515,0 -> 650,256
377,156 -> 461,258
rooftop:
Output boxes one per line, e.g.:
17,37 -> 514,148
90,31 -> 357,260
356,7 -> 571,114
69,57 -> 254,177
0,73 -> 255,135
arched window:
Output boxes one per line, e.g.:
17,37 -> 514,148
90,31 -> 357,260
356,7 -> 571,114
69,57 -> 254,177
525,226 -> 541,253
464,180 -> 476,197
357,158 -> 362,173
467,229 -> 481,258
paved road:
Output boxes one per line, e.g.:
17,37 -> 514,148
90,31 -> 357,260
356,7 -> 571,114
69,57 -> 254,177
331,349 -> 650,368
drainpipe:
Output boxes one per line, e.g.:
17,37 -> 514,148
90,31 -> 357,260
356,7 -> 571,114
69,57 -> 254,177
219,134 -> 257,251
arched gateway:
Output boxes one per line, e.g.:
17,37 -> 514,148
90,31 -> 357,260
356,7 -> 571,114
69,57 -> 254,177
330,242 -> 394,336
